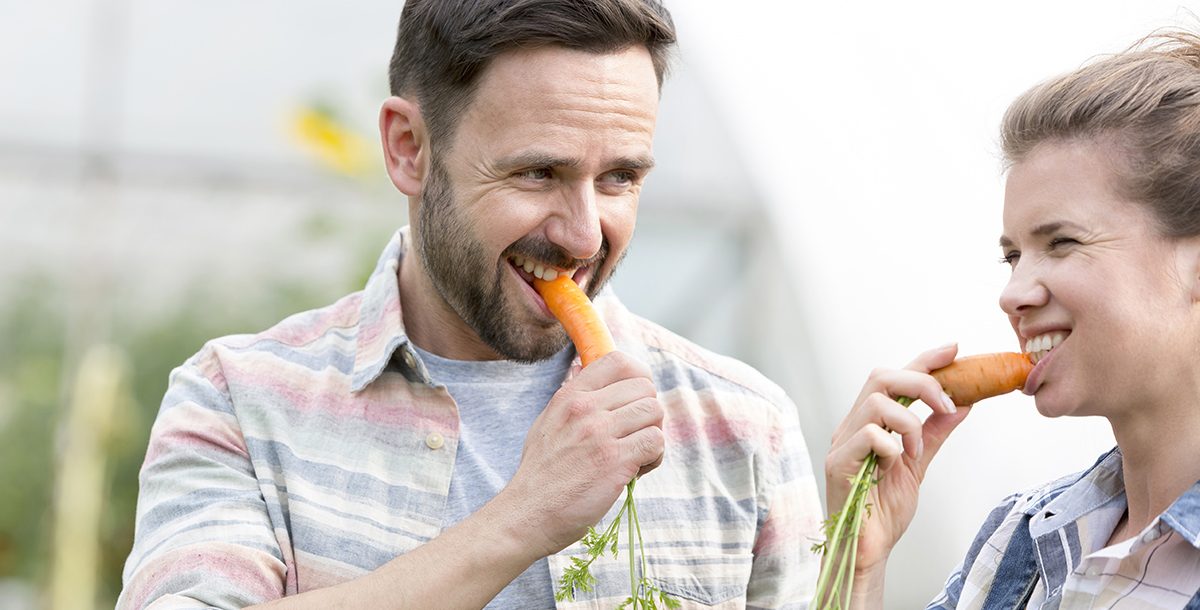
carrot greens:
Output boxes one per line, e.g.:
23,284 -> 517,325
554,478 -> 679,609
811,352 -> 1033,608
534,275 -> 678,610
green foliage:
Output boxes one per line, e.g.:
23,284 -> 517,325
0,276 -> 66,585
0,271 -> 347,606
810,396 -> 912,609
555,479 -> 677,610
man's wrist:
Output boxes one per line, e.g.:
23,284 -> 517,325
473,487 -> 555,566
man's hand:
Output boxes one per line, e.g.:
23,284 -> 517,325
499,351 -> 665,558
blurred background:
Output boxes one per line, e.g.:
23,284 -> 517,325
0,0 -> 1194,608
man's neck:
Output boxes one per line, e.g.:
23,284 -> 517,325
398,251 -> 502,361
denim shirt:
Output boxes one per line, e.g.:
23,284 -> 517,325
926,447 -> 1200,609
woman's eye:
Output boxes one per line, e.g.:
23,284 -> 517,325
999,251 -> 1020,266
1048,236 -> 1079,249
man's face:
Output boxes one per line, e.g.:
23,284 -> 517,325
414,45 -> 659,361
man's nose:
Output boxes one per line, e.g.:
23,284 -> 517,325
548,182 -> 603,260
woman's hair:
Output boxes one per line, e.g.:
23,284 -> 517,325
1001,30 -> 1200,238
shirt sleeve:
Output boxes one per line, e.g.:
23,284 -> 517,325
746,392 -> 822,610
117,344 -> 287,609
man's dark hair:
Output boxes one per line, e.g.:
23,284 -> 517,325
388,0 -> 676,152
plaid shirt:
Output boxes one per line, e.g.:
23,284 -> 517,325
118,228 -> 821,609
927,447 -> 1200,609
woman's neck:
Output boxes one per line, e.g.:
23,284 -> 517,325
1108,397 -> 1200,539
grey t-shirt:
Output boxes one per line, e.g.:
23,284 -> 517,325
412,344 -> 573,609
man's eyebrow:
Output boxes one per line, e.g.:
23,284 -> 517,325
998,221 -> 1087,248
613,155 -> 656,171
495,152 -> 582,171
494,152 -> 656,172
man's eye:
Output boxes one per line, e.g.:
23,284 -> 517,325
601,170 -> 637,186
518,168 -> 552,181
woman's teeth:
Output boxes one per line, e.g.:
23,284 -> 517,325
1024,332 -> 1066,364
510,255 -> 561,281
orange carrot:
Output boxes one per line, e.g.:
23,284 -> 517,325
536,275 -> 671,605
931,352 -> 1034,406
532,275 -> 615,367
814,351 -> 1034,608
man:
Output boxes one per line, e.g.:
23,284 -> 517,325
118,1 -> 820,608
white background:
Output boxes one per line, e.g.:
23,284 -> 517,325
672,1 -> 1192,604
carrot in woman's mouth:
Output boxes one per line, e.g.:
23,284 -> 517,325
931,352 -> 1034,406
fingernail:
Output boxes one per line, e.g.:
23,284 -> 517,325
941,392 -> 958,413
916,437 -> 924,459
938,341 -> 957,350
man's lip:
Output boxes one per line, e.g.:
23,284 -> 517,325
507,256 -> 591,291
506,257 -> 598,318
507,261 -> 553,317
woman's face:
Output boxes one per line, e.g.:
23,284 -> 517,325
998,140 -> 1200,419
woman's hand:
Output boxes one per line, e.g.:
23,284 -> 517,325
824,343 -> 971,597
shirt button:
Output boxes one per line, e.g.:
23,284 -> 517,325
425,432 -> 444,450
402,350 -> 417,370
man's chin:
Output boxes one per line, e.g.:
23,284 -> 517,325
486,327 -> 572,363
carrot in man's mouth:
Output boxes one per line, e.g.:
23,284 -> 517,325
532,274 -> 614,367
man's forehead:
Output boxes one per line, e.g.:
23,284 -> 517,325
477,44 -> 658,96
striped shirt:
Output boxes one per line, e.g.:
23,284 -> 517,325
927,447 -> 1200,609
117,228 -> 821,609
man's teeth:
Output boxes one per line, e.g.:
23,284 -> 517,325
509,255 -> 561,281
1024,332 -> 1066,364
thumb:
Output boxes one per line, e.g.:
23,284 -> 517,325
914,406 -> 971,477
561,362 -> 583,387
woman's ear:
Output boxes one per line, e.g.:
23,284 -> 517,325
1186,237 -> 1200,303
1192,255 -> 1200,305
379,96 -> 428,196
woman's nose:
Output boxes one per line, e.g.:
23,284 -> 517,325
998,262 -> 1050,316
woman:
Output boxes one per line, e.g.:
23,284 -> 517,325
826,31 -> 1200,608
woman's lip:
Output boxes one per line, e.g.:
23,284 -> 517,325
1022,347 -> 1055,395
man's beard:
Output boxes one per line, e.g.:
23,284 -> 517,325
414,161 -> 620,362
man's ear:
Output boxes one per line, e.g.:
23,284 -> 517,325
379,96 -> 428,196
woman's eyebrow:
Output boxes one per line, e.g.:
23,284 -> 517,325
998,220 -> 1087,247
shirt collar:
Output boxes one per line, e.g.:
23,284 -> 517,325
350,228 -> 411,391
592,284 -> 648,364
1162,479 -> 1200,548
1026,447 -> 1124,532
1024,446 -> 1200,550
